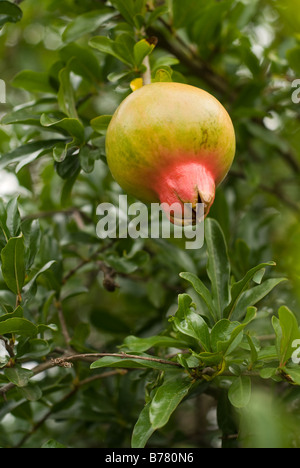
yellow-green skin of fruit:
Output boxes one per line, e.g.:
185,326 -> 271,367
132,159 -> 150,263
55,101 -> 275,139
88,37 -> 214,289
106,82 -> 236,222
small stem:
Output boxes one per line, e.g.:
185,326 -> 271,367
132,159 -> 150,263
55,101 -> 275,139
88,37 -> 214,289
55,301 -> 72,350
142,55 -> 152,85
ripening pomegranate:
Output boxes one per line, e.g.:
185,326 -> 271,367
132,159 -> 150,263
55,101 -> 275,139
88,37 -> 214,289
106,82 -> 236,225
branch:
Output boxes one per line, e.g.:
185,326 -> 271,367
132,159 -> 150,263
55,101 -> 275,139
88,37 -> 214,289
51,352 -> 182,367
0,351 -> 180,398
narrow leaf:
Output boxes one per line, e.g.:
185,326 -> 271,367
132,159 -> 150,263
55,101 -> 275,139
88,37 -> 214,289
224,262 -> 276,319
205,218 -> 230,320
149,375 -> 193,429
180,271 -> 216,322
232,278 -> 287,321
62,9 -> 117,43
131,403 -> 155,448
1,234 -> 25,296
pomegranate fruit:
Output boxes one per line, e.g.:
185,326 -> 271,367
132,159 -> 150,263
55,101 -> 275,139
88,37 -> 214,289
105,82 -> 236,225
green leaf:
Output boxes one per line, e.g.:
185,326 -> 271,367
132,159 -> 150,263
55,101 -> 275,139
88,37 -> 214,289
12,70 -> 55,94
110,0 -> 147,27
57,68 -> 78,119
122,335 -> 188,353
232,278 -> 287,321
223,262 -> 276,319
90,115 -> 112,135
131,403 -> 155,448
59,43 -> 102,83
62,8 -> 117,44
23,260 -> 57,301
211,319 -> 239,353
0,305 -> 23,323
179,272 -> 216,323
282,367 -> 300,386
152,68 -> 173,82
1,234 -> 25,296
0,1 -> 22,28
228,376 -> 251,409
0,139 -> 65,172
149,374 -> 193,429
273,306 -> 300,367
89,36 -> 133,66
0,317 -> 37,337
40,114 -> 84,143
4,366 -> 34,387
205,218 -> 230,320
6,197 -> 21,238
171,294 -> 210,351
134,39 -> 155,68
41,439 -> 66,449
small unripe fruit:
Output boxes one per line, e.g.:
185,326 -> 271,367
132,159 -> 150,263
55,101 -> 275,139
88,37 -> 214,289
106,82 -> 236,225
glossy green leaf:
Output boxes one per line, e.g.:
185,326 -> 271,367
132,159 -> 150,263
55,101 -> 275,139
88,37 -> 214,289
223,262 -> 276,319
40,114 -> 84,143
0,317 -> 37,337
232,278 -> 287,321
122,335 -> 188,353
0,139 -> 65,172
272,306 -> 300,367
23,260 -> 57,301
0,1 -> 22,28
134,39 -> 155,68
205,218 -> 230,320
57,68 -> 78,119
228,376 -> 251,409
149,375 -> 193,429
89,36 -> 133,66
179,272 -> 216,322
172,294 -> 210,351
62,8 -> 117,43
1,234 -> 25,296
131,403 -> 155,448
12,70 -> 55,94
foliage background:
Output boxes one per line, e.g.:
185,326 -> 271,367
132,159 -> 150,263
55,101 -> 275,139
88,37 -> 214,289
0,0 -> 299,448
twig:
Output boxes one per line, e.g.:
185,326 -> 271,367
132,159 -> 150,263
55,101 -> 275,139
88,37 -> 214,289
55,301 -> 72,349
51,352 -> 182,367
62,241 -> 114,284
142,56 -> 152,85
